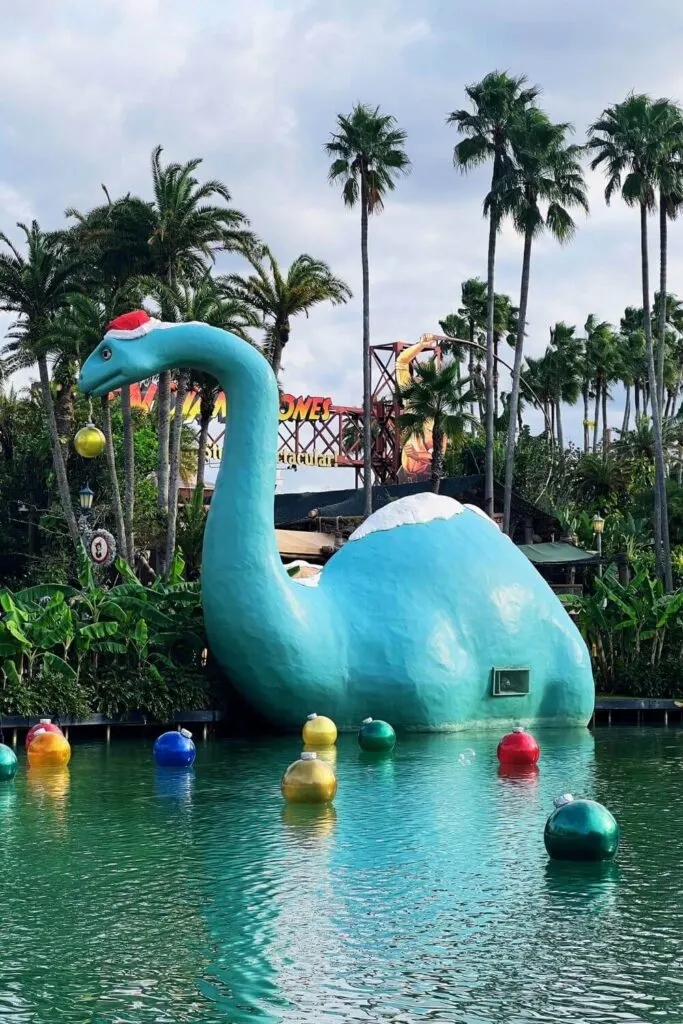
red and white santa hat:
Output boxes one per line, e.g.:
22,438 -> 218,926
104,310 -> 165,339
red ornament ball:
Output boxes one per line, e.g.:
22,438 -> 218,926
497,727 -> 540,766
25,720 -> 63,750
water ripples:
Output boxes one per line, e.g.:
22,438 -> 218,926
0,729 -> 680,1021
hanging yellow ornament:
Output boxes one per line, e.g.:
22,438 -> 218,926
74,422 -> 106,459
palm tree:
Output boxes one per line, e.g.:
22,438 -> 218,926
582,315 -> 618,456
0,222 -> 82,546
437,313 -> 468,380
521,355 -> 557,441
398,359 -> 477,493
653,291 -> 683,418
498,109 -> 588,533
455,278 -> 487,420
619,307 -> 647,432
65,192 -> 157,566
448,71 -> 540,517
547,322 -> 582,456
325,104 -> 411,516
147,146 -> 251,530
588,94 -> 673,588
493,292 -> 518,417
223,244 -> 351,379
653,102 -> 683,410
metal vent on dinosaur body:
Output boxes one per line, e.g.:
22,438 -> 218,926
492,668 -> 530,697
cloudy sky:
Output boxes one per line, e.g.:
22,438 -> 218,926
3,0 -> 682,492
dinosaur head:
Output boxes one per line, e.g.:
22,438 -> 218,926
79,310 -> 174,397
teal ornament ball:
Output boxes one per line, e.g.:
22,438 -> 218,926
544,794 -> 619,861
0,743 -> 18,781
358,717 -> 396,752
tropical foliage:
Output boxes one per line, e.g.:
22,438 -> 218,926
0,549 -> 218,719
326,103 -> 411,516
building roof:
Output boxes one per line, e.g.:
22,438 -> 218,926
274,475 -> 562,537
517,542 -> 599,565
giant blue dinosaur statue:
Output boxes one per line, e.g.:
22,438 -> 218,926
79,311 -> 594,731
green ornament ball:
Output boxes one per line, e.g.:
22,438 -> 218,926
544,794 -> 619,862
0,743 -> 18,781
358,717 -> 396,752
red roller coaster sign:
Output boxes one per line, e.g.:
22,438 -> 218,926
118,340 -> 442,485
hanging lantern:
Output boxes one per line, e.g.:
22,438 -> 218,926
74,422 -> 105,459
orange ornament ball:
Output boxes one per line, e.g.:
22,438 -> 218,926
28,730 -> 72,768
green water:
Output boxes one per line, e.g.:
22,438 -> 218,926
0,728 -> 681,1023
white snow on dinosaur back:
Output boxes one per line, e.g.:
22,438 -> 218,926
349,493 -> 464,543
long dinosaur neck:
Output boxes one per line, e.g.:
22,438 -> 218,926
158,323 -> 281,570
148,322 -> 340,726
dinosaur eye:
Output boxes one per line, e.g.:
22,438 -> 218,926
101,347 -> 112,361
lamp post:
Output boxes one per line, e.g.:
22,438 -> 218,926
79,484 -> 94,516
592,512 -> 605,577
78,483 -> 94,532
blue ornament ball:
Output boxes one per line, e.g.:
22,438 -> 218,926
153,728 -> 196,768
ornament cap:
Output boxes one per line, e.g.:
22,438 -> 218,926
362,717 -> 373,724
512,727 -> 525,733
301,751 -> 317,760
553,793 -> 574,808
180,728 -> 192,739
39,719 -> 51,725
307,713 -> 317,720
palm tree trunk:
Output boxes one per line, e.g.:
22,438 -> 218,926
431,422 -> 444,494
157,370 -> 170,514
517,405 -> 523,434
602,380 -> 609,457
100,395 -> 127,561
484,187 -> 498,517
582,382 -> 590,453
55,374 -> 76,441
270,323 -> 289,381
635,381 -> 641,420
196,405 -> 212,492
640,201 -> 672,591
656,199 -> 667,416
37,355 -> 79,547
360,168 -> 372,518
503,227 -> 532,534
555,395 -> 564,456
468,322 -> 476,421
665,390 -> 673,420
592,380 -> 600,452
165,371 -> 188,573
622,385 -> 631,435
493,334 -> 499,417
550,401 -> 555,442
121,384 -> 135,564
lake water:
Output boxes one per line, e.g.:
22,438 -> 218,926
1,728 -> 681,1023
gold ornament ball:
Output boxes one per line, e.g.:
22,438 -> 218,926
301,713 -> 338,747
27,730 -> 72,769
281,752 -> 338,804
74,423 -> 106,459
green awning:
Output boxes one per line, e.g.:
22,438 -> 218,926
517,541 -> 599,566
